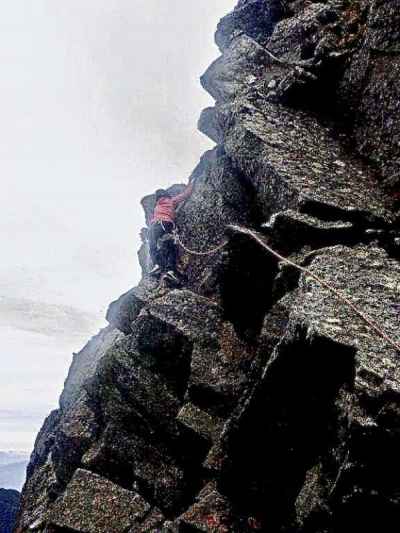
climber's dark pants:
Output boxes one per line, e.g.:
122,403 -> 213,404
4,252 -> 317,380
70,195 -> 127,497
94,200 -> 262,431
148,221 -> 177,271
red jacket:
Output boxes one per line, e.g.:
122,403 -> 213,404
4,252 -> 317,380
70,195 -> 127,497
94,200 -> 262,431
151,184 -> 193,224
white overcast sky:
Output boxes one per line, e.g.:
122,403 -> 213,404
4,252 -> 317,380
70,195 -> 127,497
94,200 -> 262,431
0,0 -> 236,451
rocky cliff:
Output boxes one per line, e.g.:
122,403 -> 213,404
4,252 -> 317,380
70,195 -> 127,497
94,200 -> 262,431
16,1 -> 400,532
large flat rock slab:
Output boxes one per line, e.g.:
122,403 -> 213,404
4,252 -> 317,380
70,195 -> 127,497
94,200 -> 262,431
146,290 -> 223,346
291,244 -> 400,393
82,422 -> 187,514
147,290 -> 253,412
48,469 -> 152,533
223,100 -> 391,225
92,337 -> 183,438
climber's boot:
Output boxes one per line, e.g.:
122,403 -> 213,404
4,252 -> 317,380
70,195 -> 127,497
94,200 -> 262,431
165,270 -> 180,283
149,264 -> 161,276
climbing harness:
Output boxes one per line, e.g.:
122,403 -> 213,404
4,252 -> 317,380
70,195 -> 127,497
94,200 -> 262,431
161,220 -> 175,232
173,225 -> 400,353
157,232 -> 175,250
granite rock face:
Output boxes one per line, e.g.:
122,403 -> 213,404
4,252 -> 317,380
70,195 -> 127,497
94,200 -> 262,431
337,0 -> 400,187
60,326 -> 122,410
16,1 -> 400,532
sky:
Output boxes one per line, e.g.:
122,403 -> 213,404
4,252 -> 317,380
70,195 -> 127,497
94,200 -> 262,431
0,0 -> 236,452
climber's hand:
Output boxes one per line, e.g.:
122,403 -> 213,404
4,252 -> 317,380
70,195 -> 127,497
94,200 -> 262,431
140,227 -> 148,243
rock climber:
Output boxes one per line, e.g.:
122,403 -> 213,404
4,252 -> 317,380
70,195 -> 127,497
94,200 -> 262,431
148,182 -> 194,282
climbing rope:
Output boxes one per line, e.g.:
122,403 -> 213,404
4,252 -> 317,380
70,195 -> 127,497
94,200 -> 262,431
174,230 -> 228,256
175,225 -> 400,353
239,226 -> 400,354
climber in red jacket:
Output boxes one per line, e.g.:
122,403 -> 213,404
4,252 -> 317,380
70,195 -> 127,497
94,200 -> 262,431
148,183 -> 194,281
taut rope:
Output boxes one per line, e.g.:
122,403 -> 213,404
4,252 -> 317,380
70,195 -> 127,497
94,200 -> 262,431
175,225 -> 400,352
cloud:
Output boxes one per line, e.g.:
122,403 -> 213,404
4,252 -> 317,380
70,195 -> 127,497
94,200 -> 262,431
0,296 -> 100,340
0,0 -> 237,453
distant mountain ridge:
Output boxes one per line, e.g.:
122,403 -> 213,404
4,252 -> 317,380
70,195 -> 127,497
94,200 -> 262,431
0,488 -> 20,533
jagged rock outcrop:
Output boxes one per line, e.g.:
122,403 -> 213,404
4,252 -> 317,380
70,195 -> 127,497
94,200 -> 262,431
16,1 -> 400,532
60,326 -> 123,410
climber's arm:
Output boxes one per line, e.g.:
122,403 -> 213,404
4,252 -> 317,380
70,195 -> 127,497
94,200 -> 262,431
172,183 -> 194,207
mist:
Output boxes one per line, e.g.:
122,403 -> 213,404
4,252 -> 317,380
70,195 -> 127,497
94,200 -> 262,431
0,0 -> 236,451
